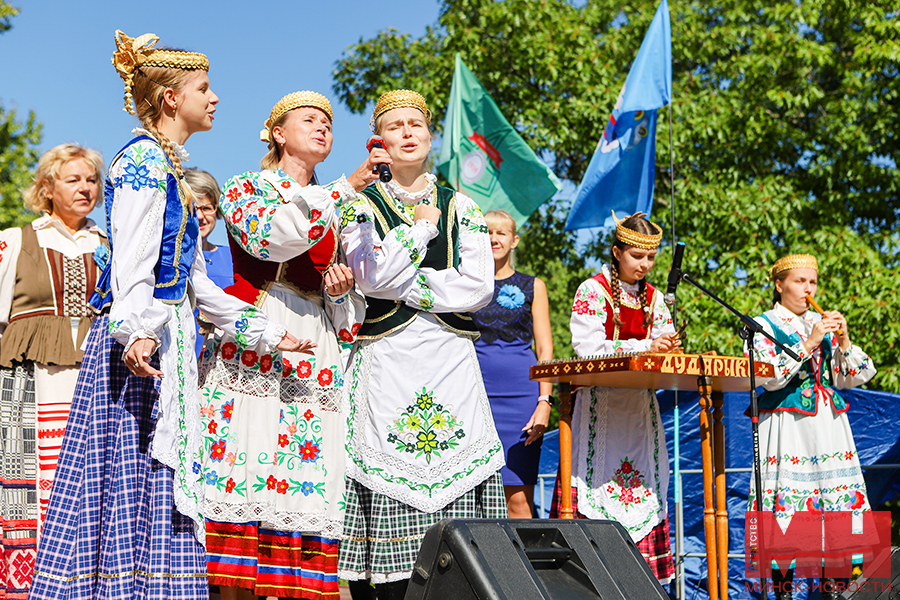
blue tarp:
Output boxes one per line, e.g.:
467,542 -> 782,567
535,388 -> 900,599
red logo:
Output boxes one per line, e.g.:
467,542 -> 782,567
468,132 -> 503,168
745,510 -> 891,579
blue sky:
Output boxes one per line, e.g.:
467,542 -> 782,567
0,0 -> 440,245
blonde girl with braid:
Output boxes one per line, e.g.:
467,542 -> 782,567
29,31 -> 309,600
551,211 -> 679,585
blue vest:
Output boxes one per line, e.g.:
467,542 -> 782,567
756,313 -> 847,415
90,135 -> 198,312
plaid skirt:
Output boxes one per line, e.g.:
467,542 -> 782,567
0,363 -> 37,599
338,472 -> 508,584
206,520 -> 339,598
549,472 -> 675,583
28,316 -> 208,600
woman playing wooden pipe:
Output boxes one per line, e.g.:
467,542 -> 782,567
746,254 -> 876,600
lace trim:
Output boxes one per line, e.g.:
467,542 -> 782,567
384,173 -> 436,204
338,570 -> 411,585
200,357 -> 340,412
574,386 -> 664,542
205,500 -> 343,537
151,301 -> 205,544
344,337 -> 505,513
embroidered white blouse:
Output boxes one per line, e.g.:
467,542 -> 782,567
749,302 -> 875,391
105,129 -> 283,541
341,174 -> 494,315
570,264 -> 673,356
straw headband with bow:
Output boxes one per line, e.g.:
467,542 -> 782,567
260,91 -> 333,143
111,30 -> 209,115
612,211 -> 663,250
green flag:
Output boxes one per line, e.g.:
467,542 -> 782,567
438,54 -> 561,226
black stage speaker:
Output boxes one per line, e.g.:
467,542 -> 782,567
842,546 -> 900,600
405,519 -> 670,600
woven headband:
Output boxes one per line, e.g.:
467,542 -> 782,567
370,89 -> 432,131
260,91 -> 333,143
612,211 -> 662,250
111,30 -> 209,115
771,254 -> 818,279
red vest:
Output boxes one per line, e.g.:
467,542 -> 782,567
591,272 -> 657,341
225,224 -> 338,306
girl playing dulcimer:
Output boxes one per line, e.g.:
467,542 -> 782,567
551,211 -> 678,584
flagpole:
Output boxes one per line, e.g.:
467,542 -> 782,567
667,99 -> 686,600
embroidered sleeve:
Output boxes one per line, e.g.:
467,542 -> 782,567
569,276 -> 669,357
220,170 -> 338,263
0,227 -> 22,338
190,236 -> 282,351
402,194 -> 493,313
747,315 -> 809,391
831,342 -> 877,389
340,195 -> 437,294
106,141 -> 172,350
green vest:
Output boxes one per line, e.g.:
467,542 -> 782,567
356,183 -> 478,340
756,313 -> 847,415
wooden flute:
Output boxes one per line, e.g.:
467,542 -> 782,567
806,294 -> 844,336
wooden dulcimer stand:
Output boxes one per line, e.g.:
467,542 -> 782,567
531,352 -> 773,600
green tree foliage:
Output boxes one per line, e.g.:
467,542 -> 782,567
333,0 -> 900,391
0,2 -> 43,229
0,1 -> 17,32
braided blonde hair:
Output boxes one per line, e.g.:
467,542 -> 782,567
131,60 -> 197,203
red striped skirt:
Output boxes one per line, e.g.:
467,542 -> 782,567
549,472 -> 675,583
206,520 -> 339,599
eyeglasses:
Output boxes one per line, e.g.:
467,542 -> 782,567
196,205 -> 218,216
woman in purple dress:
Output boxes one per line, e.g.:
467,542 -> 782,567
471,210 -> 553,518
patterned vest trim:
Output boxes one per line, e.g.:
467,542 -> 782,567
10,224 -> 102,321
591,272 -> 656,341
224,224 -> 338,308
90,135 -> 199,311
754,314 -> 846,416
356,183 -> 478,340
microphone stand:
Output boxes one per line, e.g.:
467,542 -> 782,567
672,269 -> 800,594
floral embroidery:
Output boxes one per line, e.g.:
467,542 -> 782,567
386,387 -> 465,464
459,204 -> 488,234
752,485 -> 868,515
222,170 -> 333,260
393,226 -> 424,267
233,306 -> 261,348
571,284 -> 600,317
317,368 -> 334,386
604,457 -> 648,509
296,360 -> 313,378
256,404 -> 326,473
415,274 -> 435,311
114,143 -> 164,193
765,450 -> 856,467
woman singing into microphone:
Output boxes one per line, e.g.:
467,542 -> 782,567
338,90 -> 506,600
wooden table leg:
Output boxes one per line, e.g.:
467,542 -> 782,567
698,376 -> 719,600
558,382 -> 574,519
713,389 -> 729,599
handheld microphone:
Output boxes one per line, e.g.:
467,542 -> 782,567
665,241 -> 686,307
366,136 -> 392,183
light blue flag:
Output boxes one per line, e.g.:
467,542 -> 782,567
565,0 -> 672,231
